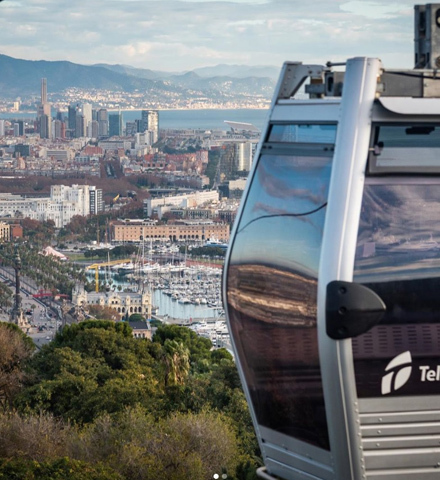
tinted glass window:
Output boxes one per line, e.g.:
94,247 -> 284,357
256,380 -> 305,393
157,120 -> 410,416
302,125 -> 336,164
369,124 -> 440,173
354,181 -> 440,282
353,179 -> 440,398
227,143 -> 333,449
268,123 -> 336,144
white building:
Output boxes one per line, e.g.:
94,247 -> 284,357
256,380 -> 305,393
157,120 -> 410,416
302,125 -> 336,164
143,190 -> 219,218
0,184 -> 102,228
89,186 -> 104,215
235,142 -> 254,171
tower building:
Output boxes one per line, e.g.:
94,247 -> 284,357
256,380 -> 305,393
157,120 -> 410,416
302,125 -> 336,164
141,110 -> 159,143
41,78 -> 47,104
109,113 -> 123,137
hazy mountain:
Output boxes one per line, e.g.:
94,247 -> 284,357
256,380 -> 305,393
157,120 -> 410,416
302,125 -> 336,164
0,54 -> 153,95
92,63 -> 176,80
167,71 -> 275,96
191,64 -> 280,80
94,62 -> 280,81
0,54 -> 276,103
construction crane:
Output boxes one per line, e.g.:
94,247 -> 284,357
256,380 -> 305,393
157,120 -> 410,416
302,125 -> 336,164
85,258 -> 132,292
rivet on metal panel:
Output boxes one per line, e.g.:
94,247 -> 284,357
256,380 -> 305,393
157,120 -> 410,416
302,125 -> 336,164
378,418 -> 383,422
377,430 -> 381,434
376,443 -> 380,447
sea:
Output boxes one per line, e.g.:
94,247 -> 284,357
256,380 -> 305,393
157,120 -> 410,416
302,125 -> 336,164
0,108 -> 270,131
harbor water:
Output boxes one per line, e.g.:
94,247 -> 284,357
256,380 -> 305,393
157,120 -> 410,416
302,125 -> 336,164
152,289 -> 223,321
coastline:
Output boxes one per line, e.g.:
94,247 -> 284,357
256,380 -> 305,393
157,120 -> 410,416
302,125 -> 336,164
0,107 -> 270,130
1,106 -> 269,115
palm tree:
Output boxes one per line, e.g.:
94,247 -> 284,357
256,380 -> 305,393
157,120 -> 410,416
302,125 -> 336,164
162,339 -> 190,387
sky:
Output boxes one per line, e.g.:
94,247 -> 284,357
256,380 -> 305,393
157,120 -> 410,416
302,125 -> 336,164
0,0 -> 420,72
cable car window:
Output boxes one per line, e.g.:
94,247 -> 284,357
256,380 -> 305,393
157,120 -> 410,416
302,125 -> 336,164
369,124 -> 440,174
354,179 -> 440,282
227,139 -> 334,449
268,123 -> 337,143
353,178 -> 440,398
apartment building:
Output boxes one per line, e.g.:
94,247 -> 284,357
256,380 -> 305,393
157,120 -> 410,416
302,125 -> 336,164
0,184 -> 103,228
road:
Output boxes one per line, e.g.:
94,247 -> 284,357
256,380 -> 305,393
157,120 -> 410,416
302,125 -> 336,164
22,297 -> 60,347
0,267 -> 62,347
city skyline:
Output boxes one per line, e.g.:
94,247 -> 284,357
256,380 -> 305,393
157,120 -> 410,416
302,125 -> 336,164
0,0 -> 420,73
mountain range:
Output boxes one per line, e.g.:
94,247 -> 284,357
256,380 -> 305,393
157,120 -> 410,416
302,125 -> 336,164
0,54 -> 278,103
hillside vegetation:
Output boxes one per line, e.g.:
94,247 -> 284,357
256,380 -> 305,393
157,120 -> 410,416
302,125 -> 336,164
0,321 -> 260,480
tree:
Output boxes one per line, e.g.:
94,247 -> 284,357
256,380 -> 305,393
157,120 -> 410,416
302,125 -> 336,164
0,284 -> 12,311
0,457 -> 123,480
15,321 -> 160,424
153,324 -> 212,364
0,322 -> 35,411
72,408 -> 240,480
161,339 -> 190,387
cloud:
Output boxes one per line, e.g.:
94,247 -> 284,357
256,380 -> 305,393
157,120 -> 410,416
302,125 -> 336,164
340,1 -> 411,19
0,0 -> 419,71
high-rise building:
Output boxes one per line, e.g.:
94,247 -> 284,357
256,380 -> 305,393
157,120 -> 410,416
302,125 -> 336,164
89,186 -> 104,215
52,119 -> 62,139
41,78 -> 47,104
81,103 -> 92,131
235,142 -> 254,171
0,120 -> 5,136
14,121 -> 24,136
109,113 -> 123,137
75,114 -> 86,138
68,105 -> 77,131
38,78 -> 51,120
141,110 -> 159,144
125,121 -> 137,136
40,114 -> 51,139
141,110 -> 158,132
97,109 -> 109,137
37,78 -> 51,136
88,120 -> 99,139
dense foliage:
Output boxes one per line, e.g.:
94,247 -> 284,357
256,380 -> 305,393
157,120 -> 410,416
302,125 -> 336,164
0,321 -> 260,480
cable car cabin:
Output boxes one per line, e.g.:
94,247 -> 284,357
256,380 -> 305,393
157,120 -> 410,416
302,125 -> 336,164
223,39 -> 440,480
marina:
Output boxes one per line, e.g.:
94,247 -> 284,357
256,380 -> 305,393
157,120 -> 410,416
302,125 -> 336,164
85,260 -> 229,347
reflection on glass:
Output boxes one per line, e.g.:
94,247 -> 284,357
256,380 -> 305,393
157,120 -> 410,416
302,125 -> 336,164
227,151 -> 332,449
354,183 -> 440,282
268,124 -> 337,144
353,181 -> 440,398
